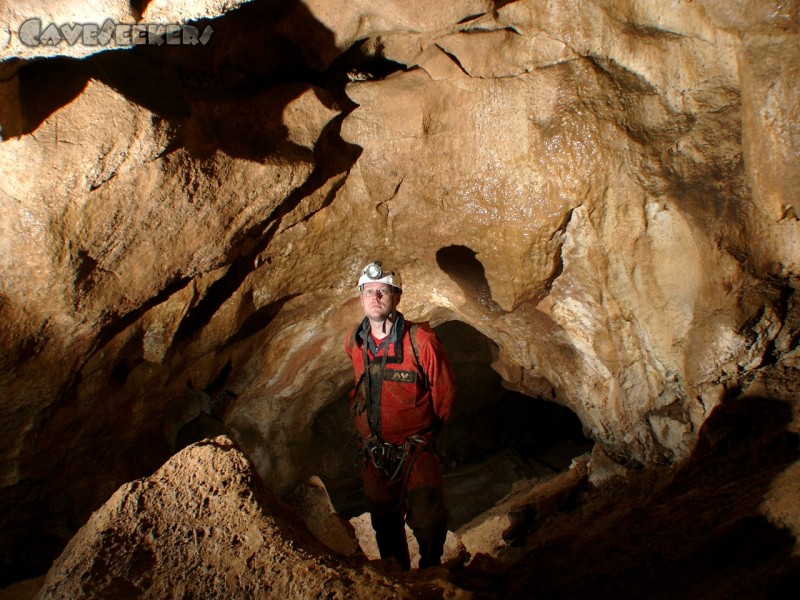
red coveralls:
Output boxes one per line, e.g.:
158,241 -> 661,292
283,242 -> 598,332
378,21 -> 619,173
346,313 -> 456,569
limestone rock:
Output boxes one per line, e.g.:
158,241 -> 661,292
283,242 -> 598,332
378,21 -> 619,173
587,444 -> 630,487
285,475 -> 361,557
0,0 -> 799,587
34,436 -> 448,599
457,453 -> 589,559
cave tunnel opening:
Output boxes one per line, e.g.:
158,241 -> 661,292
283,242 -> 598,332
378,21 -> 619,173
312,319 -> 593,530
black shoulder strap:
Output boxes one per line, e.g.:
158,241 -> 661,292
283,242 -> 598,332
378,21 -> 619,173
408,323 -> 431,389
348,318 -> 368,352
409,323 -> 421,366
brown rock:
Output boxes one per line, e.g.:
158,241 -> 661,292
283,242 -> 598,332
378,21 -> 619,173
35,436 -> 456,599
285,475 -> 361,557
0,0 -> 798,586
457,454 -> 589,559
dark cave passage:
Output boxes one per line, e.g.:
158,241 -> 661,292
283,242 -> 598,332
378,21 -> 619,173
434,319 -> 591,471
434,320 -> 593,528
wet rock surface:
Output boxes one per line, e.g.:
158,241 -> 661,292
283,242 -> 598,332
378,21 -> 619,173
0,0 -> 798,591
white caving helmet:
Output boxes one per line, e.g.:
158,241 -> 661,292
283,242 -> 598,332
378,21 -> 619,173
357,261 -> 402,291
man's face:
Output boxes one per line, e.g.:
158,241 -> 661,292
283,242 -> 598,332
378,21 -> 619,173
360,282 -> 399,322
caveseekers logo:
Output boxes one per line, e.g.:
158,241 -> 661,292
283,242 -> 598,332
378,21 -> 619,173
18,18 -> 214,47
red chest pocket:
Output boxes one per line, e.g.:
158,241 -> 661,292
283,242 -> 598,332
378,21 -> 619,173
382,368 -> 423,408
383,369 -> 417,384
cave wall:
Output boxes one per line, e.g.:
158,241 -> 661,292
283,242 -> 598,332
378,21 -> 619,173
0,0 -> 798,584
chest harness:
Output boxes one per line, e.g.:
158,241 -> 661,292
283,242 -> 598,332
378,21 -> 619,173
350,315 -> 433,482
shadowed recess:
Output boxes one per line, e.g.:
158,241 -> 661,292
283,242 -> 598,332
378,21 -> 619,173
4,57 -> 90,138
225,293 -> 301,347
476,395 -> 800,599
130,0 -> 153,20
436,245 -> 506,315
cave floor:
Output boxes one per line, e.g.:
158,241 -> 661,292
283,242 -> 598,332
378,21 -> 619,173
2,394 -> 797,599
444,393 -> 800,599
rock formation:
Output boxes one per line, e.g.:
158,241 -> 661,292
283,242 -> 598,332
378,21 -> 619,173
33,436 -> 462,599
0,0 -> 798,589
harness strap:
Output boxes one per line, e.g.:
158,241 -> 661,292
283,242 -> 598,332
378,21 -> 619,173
355,434 -> 432,485
363,341 -> 390,437
407,323 -> 430,390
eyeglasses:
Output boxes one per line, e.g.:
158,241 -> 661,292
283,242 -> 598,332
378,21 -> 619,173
361,288 -> 395,297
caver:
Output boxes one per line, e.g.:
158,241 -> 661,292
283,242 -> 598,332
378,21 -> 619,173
345,261 -> 457,570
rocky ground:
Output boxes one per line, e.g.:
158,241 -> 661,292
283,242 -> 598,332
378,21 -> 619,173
457,385 -> 800,599
1,365 -> 796,599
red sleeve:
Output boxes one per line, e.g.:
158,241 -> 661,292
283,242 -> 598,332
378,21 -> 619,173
344,332 -> 353,358
418,330 -> 457,427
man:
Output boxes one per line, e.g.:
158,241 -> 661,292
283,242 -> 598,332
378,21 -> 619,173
345,260 -> 457,570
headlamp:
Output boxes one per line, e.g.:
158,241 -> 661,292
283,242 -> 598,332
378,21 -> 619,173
363,261 -> 383,280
